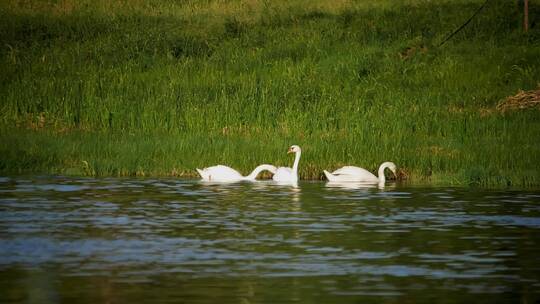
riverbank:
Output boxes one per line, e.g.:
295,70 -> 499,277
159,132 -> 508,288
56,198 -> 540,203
1,0 -> 539,186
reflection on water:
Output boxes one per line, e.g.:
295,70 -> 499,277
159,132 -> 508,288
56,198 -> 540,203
325,180 -> 390,190
1,176 -> 540,303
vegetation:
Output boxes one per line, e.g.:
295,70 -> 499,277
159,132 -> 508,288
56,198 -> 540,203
1,0 -> 539,186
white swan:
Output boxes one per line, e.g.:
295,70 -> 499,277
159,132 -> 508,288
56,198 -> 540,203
196,164 -> 276,182
272,145 -> 301,183
323,161 -> 397,184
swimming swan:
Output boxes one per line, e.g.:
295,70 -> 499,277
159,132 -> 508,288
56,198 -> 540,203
323,161 -> 397,184
196,164 -> 277,182
272,145 -> 301,183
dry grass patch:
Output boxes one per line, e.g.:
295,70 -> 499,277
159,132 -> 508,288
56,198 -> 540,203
497,85 -> 540,112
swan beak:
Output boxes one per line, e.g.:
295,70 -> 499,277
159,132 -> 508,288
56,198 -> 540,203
287,148 -> 293,154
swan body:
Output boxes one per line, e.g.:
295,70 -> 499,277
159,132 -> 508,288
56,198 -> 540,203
324,161 -> 397,184
196,164 -> 276,182
272,145 -> 301,183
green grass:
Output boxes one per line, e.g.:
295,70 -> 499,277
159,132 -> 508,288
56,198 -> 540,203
1,0 -> 539,186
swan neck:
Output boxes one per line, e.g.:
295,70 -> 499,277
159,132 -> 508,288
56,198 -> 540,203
246,164 -> 272,180
292,151 -> 301,175
377,163 -> 387,184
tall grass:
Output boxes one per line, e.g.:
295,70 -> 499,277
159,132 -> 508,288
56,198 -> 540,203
1,0 -> 539,186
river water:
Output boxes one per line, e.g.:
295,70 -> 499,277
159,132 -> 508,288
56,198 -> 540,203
1,176 -> 540,303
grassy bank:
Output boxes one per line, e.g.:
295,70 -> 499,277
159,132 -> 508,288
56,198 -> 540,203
1,0 -> 539,186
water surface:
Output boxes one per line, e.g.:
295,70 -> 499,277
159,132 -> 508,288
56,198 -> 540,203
1,176 -> 540,303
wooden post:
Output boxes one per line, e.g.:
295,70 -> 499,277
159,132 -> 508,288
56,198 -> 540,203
524,0 -> 529,32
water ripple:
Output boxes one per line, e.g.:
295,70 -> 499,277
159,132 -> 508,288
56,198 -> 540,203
0,176 -> 539,301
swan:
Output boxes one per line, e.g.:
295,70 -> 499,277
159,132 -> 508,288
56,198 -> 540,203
272,145 -> 301,183
323,161 -> 397,184
196,164 -> 276,182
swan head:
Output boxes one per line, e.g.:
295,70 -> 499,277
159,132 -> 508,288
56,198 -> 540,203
387,162 -> 397,175
287,145 -> 301,154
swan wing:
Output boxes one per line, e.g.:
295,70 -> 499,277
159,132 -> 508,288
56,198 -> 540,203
199,165 -> 243,181
331,166 -> 378,181
273,167 -> 293,181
